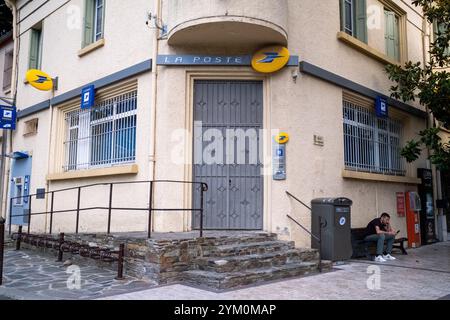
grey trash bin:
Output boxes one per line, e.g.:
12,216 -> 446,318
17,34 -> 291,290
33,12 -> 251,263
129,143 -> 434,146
311,198 -> 353,261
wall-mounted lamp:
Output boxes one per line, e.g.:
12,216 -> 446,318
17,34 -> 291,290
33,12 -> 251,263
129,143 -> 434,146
291,69 -> 299,83
146,12 -> 168,39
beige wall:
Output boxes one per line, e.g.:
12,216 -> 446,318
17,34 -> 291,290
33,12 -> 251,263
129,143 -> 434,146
9,0 -> 156,233
15,0 -> 154,108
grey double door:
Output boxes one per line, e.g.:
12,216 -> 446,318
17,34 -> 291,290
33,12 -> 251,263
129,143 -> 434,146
193,80 -> 264,230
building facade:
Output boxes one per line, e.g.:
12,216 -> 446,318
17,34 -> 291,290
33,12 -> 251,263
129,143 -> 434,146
2,0 -> 444,248
0,30 -> 14,224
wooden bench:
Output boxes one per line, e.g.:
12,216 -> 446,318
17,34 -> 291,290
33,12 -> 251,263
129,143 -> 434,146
351,228 -> 408,259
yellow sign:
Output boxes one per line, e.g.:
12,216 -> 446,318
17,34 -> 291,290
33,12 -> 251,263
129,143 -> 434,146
275,132 -> 289,144
25,69 -> 54,91
251,46 -> 290,74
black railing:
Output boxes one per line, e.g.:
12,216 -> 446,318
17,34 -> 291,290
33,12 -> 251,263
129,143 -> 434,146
285,191 -> 324,272
0,217 -> 5,285
8,180 -> 208,239
11,228 -> 125,280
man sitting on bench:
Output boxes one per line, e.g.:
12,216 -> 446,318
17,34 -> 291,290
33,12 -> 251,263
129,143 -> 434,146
364,212 -> 398,262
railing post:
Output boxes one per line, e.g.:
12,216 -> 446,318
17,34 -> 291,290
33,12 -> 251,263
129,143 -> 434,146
0,217 -> 5,286
199,183 -> 207,238
57,232 -> 64,262
27,195 -> 32,235
75,187 -> 81,234
15,225 -> 22,251
318,216 -> 322,273
147,181 -> 153,239
49,191 -> 54,235
107,183 -> 113,235
8,197 -> 12,236
115,243 -> 125,280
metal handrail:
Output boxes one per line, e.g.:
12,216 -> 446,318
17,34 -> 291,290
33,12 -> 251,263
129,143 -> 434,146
285,191 -> 324,272
8,180 -> 208,239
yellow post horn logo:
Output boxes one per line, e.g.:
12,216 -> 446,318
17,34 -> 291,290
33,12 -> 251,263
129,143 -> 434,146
275,132 -> 289,144
252,46 -> 290,74
26,69 -> 54,91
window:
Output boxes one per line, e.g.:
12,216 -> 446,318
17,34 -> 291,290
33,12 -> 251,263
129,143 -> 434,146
340,0 -> 367,43
385,10 -> 400,61
23,118 -> 39,136
3,49 -> 13,91
63,90 -> 137,171
83,0 -> 105,47
433,22 -> 449,56
28,25 -> 43,70
343,100 -> 405,175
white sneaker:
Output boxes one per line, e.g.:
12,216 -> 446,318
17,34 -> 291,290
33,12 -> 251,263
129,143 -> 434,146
374,255 -> 387,262
383,254 -> 396,261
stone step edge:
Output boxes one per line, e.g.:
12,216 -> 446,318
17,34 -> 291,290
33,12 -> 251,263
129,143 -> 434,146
213,240 -> 295,252
182,261 -> 320,286
197,249 -> 316,265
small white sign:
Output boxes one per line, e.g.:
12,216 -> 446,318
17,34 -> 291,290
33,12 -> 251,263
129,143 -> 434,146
339,217 -> 346,226
83,92 -> 90,103
3,110 -> 12,118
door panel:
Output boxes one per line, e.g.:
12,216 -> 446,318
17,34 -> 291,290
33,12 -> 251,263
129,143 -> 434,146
193,80 -> 263,230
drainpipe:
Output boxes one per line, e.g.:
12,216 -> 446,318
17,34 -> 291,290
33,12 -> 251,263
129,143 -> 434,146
422,16 -> 443,241
149,0 -> 161,232
2,0 -> 18,223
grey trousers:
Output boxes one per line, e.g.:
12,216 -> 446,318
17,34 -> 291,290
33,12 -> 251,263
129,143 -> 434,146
364,233 -> 395,256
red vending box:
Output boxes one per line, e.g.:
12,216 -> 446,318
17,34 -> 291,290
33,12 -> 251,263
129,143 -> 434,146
405,191 -> 422,248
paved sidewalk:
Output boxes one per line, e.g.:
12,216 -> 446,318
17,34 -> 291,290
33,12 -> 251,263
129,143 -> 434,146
0,249 -> 156,300
99,241 -> 450,300
1,241 -> 449,300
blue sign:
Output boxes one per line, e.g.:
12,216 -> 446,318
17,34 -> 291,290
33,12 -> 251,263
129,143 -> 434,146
376,96 -> 388,118
273,143 -> 286,180
81,85 -> 95,109
23,175 -> 30,204
156,55 -> 299,67
0,105 -> 17,130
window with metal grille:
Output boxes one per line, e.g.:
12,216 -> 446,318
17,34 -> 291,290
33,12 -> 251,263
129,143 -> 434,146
3,49 -> 13,91
64,91 -> 137,171
343,100 -> 405,175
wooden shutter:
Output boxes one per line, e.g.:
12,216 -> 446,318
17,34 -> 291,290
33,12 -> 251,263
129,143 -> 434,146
355,0 -> 367,43
28,29 -> 41,69
340,0 -> 345,32
83,0 -> 95,47
385,11 -> 399,61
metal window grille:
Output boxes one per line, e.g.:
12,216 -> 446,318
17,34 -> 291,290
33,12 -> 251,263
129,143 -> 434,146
64,90 -> 137,171
343,100 -> 405,175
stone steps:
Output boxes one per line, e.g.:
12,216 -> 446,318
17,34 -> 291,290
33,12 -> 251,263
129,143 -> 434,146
183,262 -> 320,290
209,240 -> 296,257
196,248 -> 319,273
200,233 -> 278,247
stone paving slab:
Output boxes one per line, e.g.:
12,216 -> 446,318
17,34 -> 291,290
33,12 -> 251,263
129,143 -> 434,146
99,241 -> 450,300
0,249 -> 157,300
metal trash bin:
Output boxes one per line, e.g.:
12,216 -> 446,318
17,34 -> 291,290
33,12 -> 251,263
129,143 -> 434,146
311,197 -> 353,261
